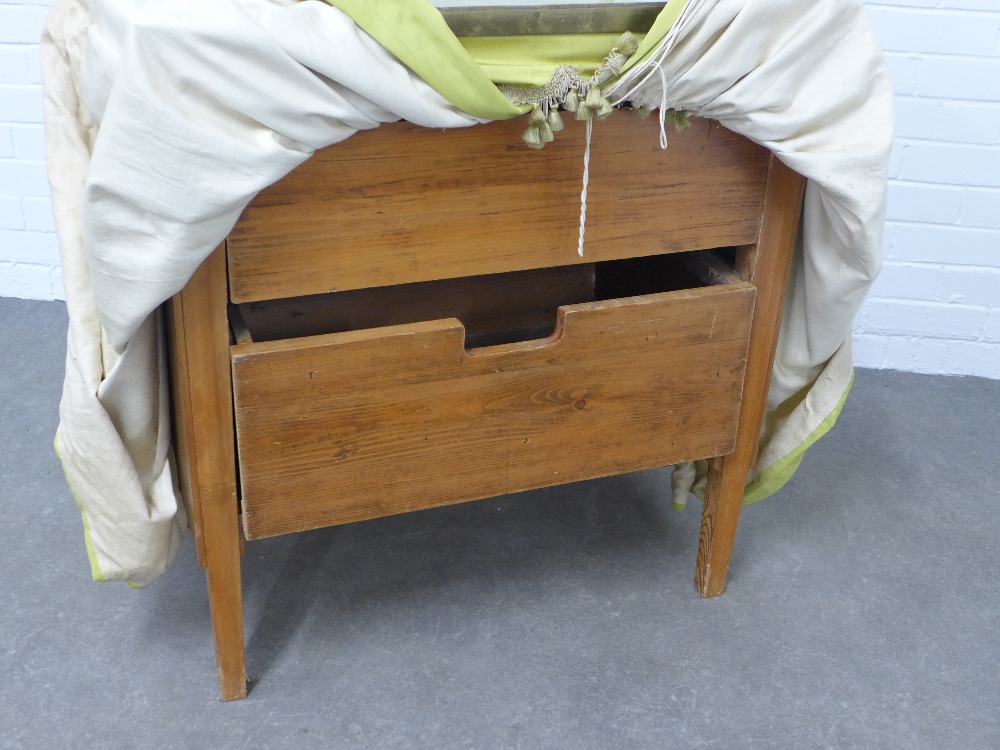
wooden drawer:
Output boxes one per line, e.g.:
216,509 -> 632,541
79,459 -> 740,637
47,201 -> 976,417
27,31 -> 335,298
230,252 -> 756,539
226,116 -> 771,303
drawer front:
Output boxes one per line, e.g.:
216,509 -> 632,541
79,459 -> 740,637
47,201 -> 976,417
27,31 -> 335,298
231,281 -> 756,539
227,116 -> 770,303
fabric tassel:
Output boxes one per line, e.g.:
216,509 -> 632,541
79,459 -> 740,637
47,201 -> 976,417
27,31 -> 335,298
596,94 -> 614,121
531,104 -> 554,143
522,105 -> 553,149
548,107 -> 564,132
564,89 -> 580,113
579,87 -> 613,121
636,104 -> 651,119
667,108 -> 692,132
529,104 -> 546,128
616,31 -> 640,58
576,86 -> 599,120
522,125 -> 545,149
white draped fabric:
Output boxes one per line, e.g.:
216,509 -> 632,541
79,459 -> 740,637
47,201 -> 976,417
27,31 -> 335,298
41,0 -> 892,586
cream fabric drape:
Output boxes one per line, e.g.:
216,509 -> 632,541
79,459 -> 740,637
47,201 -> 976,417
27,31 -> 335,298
42,0 -> 892,586
605,0 -> 893,501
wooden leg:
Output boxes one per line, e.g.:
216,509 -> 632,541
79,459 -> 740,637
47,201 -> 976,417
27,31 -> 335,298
203,484 -> 247,701
170,245 -> 247,699
695,157 -> 806,597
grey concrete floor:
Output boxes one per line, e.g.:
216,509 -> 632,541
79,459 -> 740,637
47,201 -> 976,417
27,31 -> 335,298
2,297 -> 999,749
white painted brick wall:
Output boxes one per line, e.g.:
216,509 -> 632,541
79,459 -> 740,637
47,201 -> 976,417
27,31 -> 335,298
856,0 -> 1000,379
1,0 -> 998,378
0,0 -> 62,300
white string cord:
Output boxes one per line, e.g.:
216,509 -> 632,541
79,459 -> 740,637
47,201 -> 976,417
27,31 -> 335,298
577,118 -> 593,257
608,0 -> 708,105
575,0 -> 710,255
658,64 -> 669,150
606,0 -> 711,108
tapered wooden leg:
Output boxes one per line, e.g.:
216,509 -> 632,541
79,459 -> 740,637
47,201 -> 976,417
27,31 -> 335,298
696,157 -> 806,597
696,455 -> 746,597
203,484 -> 247,701
168,245 -> 247,699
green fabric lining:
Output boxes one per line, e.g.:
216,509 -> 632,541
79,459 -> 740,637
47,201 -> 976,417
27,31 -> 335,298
458,33 -> 638,88
324,0 -> 523,120
742,375 -> 854,505
54,435 -> 107,582
324,0 -> 689,118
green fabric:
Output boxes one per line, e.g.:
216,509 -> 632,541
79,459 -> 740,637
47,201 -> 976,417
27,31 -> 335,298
742,375 -> 854,504
54,435 -> 107,582
324,0 -> 522,120
458,33 -> 638,88
323,0 -> 689,119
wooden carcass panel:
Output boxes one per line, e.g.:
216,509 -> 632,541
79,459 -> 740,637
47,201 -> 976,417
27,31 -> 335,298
227,116 -> 770,302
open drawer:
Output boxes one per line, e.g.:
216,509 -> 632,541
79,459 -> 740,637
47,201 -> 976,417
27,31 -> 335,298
229,251 -> 756,539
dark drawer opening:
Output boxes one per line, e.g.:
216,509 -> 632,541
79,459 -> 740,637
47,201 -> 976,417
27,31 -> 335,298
232,248 -> 740,348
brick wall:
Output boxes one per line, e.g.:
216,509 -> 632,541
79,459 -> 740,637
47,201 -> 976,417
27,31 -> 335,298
1,0 -> 998,377
854,0 -> 1000,378
0,0 -> 61,299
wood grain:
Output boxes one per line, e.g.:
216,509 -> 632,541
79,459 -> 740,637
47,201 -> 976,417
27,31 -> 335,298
172,245 -> 247,700
165,297 -> 207,568
227,116 -> 770,303
232,281 -> 755,539
695,157 -> 807,598
165,107 -> 802,700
